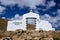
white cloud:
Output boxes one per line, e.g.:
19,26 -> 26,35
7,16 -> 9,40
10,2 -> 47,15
11,14 -> 23,20
1,17 -> 6,19
0,0 -> 46,9
47,0 -> 56,8
0,0 -> 56,10
40,9 -> 60,27
57,9 -> 60,14
42,0 -> 56,11
0,0 -> 16,6
0,6 -> 6,14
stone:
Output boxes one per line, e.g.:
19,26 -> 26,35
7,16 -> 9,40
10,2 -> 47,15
1,37 -> 13,40
43,37 -> 53,40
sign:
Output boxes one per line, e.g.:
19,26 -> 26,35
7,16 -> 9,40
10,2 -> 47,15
13,22 -> 22,25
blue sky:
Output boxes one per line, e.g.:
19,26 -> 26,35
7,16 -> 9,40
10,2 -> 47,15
0,0 -> 60,30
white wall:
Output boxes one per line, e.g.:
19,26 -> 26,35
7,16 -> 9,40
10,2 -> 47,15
36,20 -> 55,31
7,20 -> 26,31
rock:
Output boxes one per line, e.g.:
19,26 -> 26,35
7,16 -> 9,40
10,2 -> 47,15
33,37 -> 40,40
26,36 -> 32,39
1,37 -> 13,40
0,26 -> 60,40
54,31 -> 60,39
14,29 -> 25,37
0,19 -> 8,31
43,37 -> 53,40
4,31 -> 14,37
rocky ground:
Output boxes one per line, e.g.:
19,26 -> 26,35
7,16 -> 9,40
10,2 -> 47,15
0,29 -> 60,40
0,19 -> 60,40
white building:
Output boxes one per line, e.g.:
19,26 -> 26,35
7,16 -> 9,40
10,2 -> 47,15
7,10 -> 55,31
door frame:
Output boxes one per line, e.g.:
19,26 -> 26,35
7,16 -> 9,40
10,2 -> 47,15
26,17 -> 37,27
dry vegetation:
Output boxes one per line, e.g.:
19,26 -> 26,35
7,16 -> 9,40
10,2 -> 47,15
0,19 -> 60,40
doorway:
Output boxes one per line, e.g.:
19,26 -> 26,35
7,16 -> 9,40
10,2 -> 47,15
26,17 -> 36,30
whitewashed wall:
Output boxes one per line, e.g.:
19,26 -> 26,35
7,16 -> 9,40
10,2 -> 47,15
7,11 -> 55,31
7,20 -> 26,31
